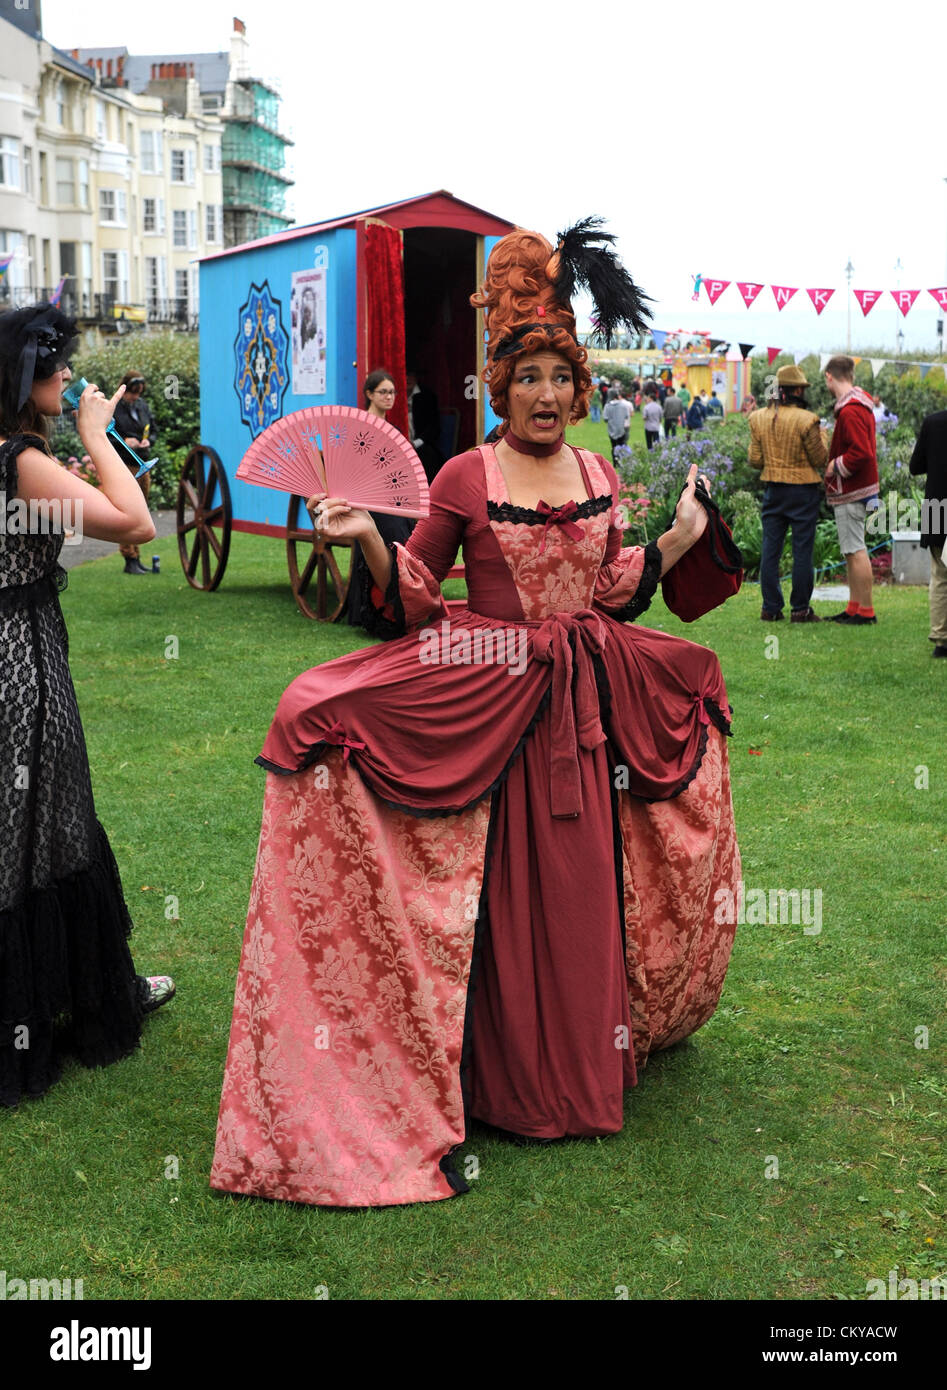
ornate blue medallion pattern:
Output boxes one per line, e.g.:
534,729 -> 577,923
233,281 -> 289,438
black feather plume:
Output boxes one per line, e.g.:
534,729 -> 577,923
553,217 -> 653,348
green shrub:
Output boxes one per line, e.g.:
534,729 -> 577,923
750,353 -> 836,418
877,367 -> 947,434
48,422 -> 87,466
588,360 -> 641,395
729,496 -> 763,574
812,516 -> 844,578
63,332 -> 201,505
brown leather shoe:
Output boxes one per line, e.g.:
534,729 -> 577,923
791,607 -> 821,623
760,608 -> 783,621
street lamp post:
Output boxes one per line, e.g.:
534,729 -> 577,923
845,257 -> 854,353
894,256 -> 904,358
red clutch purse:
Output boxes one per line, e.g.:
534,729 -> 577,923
660,480 -> 743,621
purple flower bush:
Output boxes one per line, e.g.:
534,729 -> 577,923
614,417 -> 749,538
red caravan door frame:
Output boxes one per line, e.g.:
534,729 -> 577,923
356,215 -> 403,400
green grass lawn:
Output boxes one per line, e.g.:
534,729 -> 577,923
2,507 -> 944,1302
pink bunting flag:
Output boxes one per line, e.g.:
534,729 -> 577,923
854,289 -> 882,316
703,279 -> 730,306
767,347 -> 782,365
806,287 -> 835,315
771,285 -> 798,311
892,289 -> 920,317
736,281 -> 763,308
928,287 -> 947,310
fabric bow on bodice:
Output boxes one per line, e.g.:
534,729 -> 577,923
534,499 -> 585,554
532,608 -> 609,818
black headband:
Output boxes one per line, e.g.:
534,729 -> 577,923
492,322 -> 578,362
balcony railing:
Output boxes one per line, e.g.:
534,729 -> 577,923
146,297 -> 199,331
0,284 -> 112,319
0,283 -> 198,331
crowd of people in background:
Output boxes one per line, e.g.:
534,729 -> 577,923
595,370 -> 729,456
589,360 -> 945,656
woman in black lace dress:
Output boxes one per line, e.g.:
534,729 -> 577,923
0,303 -> 174,1109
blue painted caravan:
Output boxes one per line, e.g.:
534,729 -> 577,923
178,191 -> 514,618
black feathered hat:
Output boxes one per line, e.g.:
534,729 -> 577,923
551,216 -> 652,347
0,302 -> 79,412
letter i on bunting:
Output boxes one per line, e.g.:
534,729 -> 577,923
737,281 -> 763,308
928,287 -> 947,310
806,288 -> 835,315
703,279 -> 730,306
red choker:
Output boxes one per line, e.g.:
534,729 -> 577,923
501,428 -> 565,457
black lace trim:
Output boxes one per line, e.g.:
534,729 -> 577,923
486,493 -> 613,525
599,539 -> 662,623
703,698 -> 733,739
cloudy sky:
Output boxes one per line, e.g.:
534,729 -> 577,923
40,0 -> 947,356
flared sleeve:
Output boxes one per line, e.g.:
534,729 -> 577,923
592,457 -> 662,622
362,453 -> 475,640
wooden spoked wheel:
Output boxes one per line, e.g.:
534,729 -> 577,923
286,494 -> 352,621
176,444 -> 232,591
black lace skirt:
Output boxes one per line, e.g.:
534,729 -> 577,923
0,578 -> 144,1107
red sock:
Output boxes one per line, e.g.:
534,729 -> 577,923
857,604 -> 875,618
845,601 -> 859,615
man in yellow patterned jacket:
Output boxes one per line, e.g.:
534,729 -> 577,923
748,364 -> 828,622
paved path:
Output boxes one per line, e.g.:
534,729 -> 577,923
60,508 -> 177,572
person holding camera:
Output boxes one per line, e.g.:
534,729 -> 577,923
112,370 -> 157,575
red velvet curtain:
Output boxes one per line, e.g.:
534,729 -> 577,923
364,222 -> 408,438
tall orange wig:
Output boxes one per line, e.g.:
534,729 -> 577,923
471,230 -> 591,428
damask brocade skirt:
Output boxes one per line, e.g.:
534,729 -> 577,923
209,712 -> 739,1208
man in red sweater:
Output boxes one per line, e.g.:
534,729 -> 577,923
824,355 -> 879,624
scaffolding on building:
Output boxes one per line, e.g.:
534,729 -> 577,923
222,77 -> 293,245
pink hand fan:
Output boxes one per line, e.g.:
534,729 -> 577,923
235,405 -> 430,518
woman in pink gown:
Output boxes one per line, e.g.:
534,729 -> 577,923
210,223 -> 740,1207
